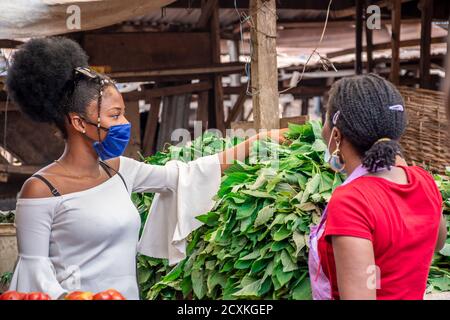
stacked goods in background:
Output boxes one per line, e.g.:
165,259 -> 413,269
399,87 -> 450,175
134,121 -> 450,300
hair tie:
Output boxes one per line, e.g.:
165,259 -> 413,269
389,104 -> 404,111
374,137 -> 391,145
332,111 -> 341,125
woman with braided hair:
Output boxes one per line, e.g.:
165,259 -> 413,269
309,74 -> 447,300
5,37 -> 286,299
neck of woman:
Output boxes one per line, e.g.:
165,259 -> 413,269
59,134 -> 102,175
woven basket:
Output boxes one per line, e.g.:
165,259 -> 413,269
398,86 -> 450,174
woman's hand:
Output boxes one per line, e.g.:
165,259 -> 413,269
258,128 -> 290,145
218,128 -> 289,174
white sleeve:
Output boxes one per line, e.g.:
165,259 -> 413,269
119,156 -> 179,193
136,154 -> 222,265
9,198 -> 67,299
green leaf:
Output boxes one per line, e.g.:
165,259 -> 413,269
295,202 -> 318,212
429,276 -> 450,292
293,231 -> 306,257
292,277 -> 312,300
280,249 -> 298,272
439,243 -> 450,257
254,205 -> 276,227
239,250 -> 260,261
251,258 -> 269,274
332,173 -> 343,191
273,225 -> 291,241
236,201 -> 257,220
306,173 -> 321,195
207,271 -> 227,294
275,263 -> 294,287
234,259 -> 253,270
271,241 -> 289,252
242,190 -> 277,199
312,139 -> 327,152
196,211 -> 219,226
233,279 -> 262,298
191,269 -> 206,299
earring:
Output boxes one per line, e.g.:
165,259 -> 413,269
82,130 -> 86,134
329,140 -> 346,173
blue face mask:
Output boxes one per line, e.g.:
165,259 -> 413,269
93,123 -> 131,160
82,118 -> 131,160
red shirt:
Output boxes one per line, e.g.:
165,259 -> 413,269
318,166 -> 442,300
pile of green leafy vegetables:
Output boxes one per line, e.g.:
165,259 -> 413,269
134,121 -> 343,299
133,120 -> 450,299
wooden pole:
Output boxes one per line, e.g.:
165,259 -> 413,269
390,0 -> 401,85
365,0 -> 374,73
301,98 -> 309,116
355,0 -> 364,75
142,97 -> 161,156
209,0 -> 226,134
197,91 -> 209,130
249,0 -> 279,130
419,0 -> 433,89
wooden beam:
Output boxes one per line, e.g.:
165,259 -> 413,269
0,164 -> 41,175
230,116 -> 309,133
355,0 -> 364,75
327,36 -> 448,59
278,18 -> 421,30
83,32 -> 212,73
225,86 -> 247,128
250,0 -> 279,130
106,62 -> 244,82
224,85 -> 330,96
197,0 -> 218,29
142,97 -> 161,156
390,0 -> 401,85
0,40 -> 23,49
210,0 -> 226,134
419,0 -> 433,89
123,81 -> 212,101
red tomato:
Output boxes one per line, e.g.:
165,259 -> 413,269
64,291 -> 94,300
92,292 -> 111,300
25,292 -> 51,300
93,289 -> 126,300
0,291 -> 25,300
105,289 -> 126,300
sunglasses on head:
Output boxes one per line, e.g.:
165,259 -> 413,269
73,67 -> 115,85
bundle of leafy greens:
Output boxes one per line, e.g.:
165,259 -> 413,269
134,121 -> 343,299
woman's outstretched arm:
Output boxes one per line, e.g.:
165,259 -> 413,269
218,128 -> 288,173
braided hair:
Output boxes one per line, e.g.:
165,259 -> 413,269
326,73 -> 407,172
6,37 -> 115,139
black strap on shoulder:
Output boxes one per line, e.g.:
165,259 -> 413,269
32,174 -> 61,197
99,160 -> 128,192
99,161 -> 112,178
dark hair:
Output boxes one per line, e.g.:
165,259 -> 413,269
326,73 -> 407,172
6,37 -> 114,138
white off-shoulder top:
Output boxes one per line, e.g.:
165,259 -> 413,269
9,154 -> 221,300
